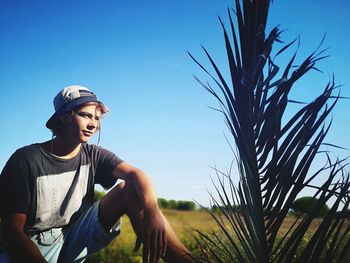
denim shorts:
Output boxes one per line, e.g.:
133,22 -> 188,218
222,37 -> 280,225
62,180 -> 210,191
0,201 -> 121,263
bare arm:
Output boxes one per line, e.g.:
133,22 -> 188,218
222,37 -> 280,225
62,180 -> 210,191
113,162 -> 167,262
2,214 -> 47,263
114,162 -> 158,209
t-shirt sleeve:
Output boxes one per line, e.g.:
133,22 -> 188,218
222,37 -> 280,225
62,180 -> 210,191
94,146 -> 123,189
0,150 -> 32,217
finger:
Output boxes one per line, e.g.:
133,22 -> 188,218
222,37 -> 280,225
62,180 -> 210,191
143,233 -> 150,263
161,231 -> 167,257
134,228 -> 143,251
156,231 -> 162,262
134,234 -> 142,252
150,232 -> 157,263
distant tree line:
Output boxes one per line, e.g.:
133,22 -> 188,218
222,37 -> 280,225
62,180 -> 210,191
94,190 -> 196,211
157,198 -> 196,211
210,197 -> 350,218
211,204 -> 242,213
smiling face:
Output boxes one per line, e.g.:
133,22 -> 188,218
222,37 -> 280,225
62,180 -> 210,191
61,102 -> 102,144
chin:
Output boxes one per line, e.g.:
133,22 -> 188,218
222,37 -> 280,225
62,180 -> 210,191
81,139 -> 90,143
78,137 -> 90,143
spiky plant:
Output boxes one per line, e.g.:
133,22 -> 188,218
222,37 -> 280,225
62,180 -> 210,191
189,1 -> 350,262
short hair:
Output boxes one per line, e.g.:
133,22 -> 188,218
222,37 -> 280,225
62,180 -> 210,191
50,102 -> 107,137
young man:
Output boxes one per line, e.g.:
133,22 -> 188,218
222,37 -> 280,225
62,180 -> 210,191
0,85 -> 193,263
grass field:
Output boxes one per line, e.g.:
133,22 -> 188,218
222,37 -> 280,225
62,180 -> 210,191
85,209 -> 349,263
86,209 -> 217,263
0,210 -> 348,262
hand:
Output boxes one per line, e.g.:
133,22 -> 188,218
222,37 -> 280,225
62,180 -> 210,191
134,206 -> 168,263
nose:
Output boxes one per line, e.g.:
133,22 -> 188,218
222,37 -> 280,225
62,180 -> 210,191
87,119 -> 98,130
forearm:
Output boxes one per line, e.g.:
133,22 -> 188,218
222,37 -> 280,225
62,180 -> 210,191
128,169 -> 158,209
3,226 -> 46,263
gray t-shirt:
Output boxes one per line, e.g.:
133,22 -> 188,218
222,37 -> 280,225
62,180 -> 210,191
0,143 -> 123,235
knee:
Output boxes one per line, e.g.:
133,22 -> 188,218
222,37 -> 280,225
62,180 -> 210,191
116,180 -> 143,211
100,180 -> 141,213
105,180 -> 136,204
115,180 -> 134,200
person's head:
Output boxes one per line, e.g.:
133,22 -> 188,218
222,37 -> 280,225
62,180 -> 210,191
46,85 -> 109,142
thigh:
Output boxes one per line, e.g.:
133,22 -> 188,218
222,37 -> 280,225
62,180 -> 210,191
98,180 -> 129,231
0,225 -> 64,263
58,201 -> 121,263
99,180 -> 143,233
30,228 -> 65,263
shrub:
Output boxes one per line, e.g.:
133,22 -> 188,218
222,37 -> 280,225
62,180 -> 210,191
291,196 -> 330,217
211,204 -> 241,213
176,200 -> 196,211
335,209 -> 350,219
94,189 -> 105,202
157,198 -> 196,211
157,198 -> 169,209
168,199 -> 178,209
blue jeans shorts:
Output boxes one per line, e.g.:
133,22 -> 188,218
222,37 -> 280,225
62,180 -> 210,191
0,201 -> 121,262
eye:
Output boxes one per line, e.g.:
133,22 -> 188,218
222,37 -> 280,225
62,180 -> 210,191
77,112 -> 92,119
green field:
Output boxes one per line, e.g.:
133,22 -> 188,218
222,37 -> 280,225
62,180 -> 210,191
85,209 -> 348,263
86,209 -> 217,263
0,209 -> 348,262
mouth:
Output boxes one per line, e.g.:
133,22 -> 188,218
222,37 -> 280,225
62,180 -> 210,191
82,131 -> 94,137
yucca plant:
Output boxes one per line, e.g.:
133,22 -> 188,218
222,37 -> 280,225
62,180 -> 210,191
189,0 -> 350,262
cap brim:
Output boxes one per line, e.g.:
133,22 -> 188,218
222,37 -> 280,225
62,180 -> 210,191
46,97 -> 101,129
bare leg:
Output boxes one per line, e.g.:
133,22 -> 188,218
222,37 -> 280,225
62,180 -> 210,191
99,181 -> 194,263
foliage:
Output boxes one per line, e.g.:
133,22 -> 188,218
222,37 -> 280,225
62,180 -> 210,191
157,198 -> 196,211
157,198 -> 170,209
291,196 -> 330,217
168,199 -> 178,209
94,189 -> 105,202
176,200 -> 196,211
335,209 -> 350,219
189,0 -> 350,262
211,204 -> 241,213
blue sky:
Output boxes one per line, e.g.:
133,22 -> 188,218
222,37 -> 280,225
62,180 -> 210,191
1,0 -> 349,206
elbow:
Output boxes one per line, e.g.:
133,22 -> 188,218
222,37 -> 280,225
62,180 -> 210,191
1,215 -> 26,247
2,222 -> 18,247
130,167 -> 143,175
130,168 -> 149,180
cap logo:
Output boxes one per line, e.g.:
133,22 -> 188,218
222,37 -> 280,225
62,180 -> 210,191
62,86 -> 90,102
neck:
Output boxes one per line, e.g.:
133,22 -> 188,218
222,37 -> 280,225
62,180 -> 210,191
42,137 -> 82,159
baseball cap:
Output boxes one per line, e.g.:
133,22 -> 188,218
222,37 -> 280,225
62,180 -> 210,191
46,85 -> 108,129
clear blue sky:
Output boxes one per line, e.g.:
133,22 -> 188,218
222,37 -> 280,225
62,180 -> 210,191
1,0 -> 349,206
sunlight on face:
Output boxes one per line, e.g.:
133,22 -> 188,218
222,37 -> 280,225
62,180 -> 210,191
63,103 -> 104,143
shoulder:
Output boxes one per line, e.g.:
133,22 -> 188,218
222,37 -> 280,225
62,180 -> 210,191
10,144 -> 41,161
82,143 -> 123,166
16,143 -> 40,154
81,143 -> 114,156
1,144 -> 40,178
